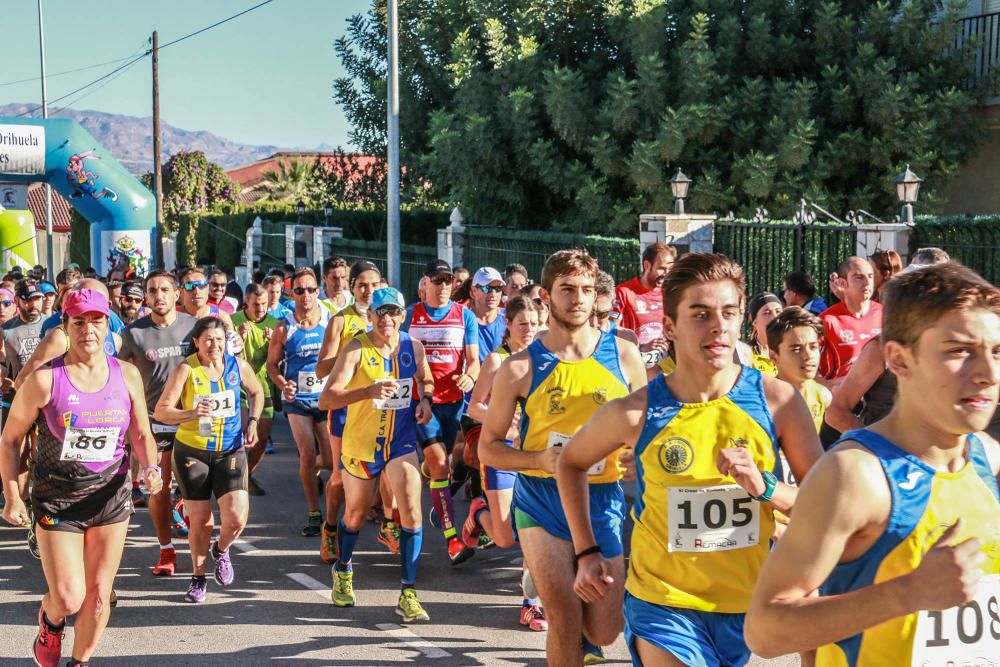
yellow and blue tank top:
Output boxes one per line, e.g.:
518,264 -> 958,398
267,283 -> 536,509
519,330 -> 630,484
816,429 -> 1000,667
175,353 -> 243,452
337,305 -> 370,355
801,378 -> 828,433
342,332 -> 419,463
628,367 -> 780,613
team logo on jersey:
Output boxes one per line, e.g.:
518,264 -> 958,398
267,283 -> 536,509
67,393 -> 80,405
62,411 -> 77,427
658,437 -> 694,473
728,437 -> 749,449
227,371 -> 239,386
38,515 -> 59,527
400,352 -> 413,367
839,329 -> 854,344
592,387 -> 608,405
546,387 -> 566,415
636,301 -> 647,313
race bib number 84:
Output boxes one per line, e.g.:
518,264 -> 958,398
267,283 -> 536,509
911,574 -> 1000,667
667,485 -> 760,553
60,426 -> 121,463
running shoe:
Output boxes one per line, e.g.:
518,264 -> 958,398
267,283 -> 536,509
377,521 -> 401,554
131,486 -> 147,507
582,637 -> 605,665
248,476 -> 266,496
461,497 -> 487,548
477,533 -> 495,550
152,548 -> 176,576
320,523 -> 338,564
331,568 -> 356,607
32,606 -> 63,667
110,589 -> 118,608
172,501 -> 189,538
301,511 -> 322,537
212,541 -> 234,587
184,576 -> 207,603
27,524 -> 40,560
396,588 -> 430,623
447,537 -> 475,566
519,603 -> 548,632
265,438 -> 275,454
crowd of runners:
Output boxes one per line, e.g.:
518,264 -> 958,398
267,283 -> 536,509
0,242 -> 997,667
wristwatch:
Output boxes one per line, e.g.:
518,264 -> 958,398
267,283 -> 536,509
752,470 -> 778,502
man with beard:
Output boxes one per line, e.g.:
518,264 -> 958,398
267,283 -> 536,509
818,256 -> 882,387
118,282 -> 145,326
117,269 -> 197,576
320,257 -> 352,314
615,243 -> 676,369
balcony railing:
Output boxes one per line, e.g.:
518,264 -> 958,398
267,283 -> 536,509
958,11 -> 1000,95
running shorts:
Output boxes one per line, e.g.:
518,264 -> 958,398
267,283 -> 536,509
151,422 -> 179,453
340,440 -> 418,480
172,441 -> 248,501
417,400 -> 464,451
284,398 -> 328,421
32,473 -> 132,534
511,474 -> 625,558
328,407 -> 347,438
623,592 -> 750,667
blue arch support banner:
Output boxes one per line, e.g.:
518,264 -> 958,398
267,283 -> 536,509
0,117 -> 155,276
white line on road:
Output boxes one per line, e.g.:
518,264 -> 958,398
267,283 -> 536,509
376,623 -> 451,659
286,572 -> 330,599
232,540 -> 257,553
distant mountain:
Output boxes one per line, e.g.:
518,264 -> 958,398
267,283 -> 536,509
0,103 -> 294,175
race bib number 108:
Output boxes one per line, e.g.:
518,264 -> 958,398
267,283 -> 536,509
910,574 -> 1000,667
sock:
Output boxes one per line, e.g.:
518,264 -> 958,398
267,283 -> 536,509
42,611 -> 65,631
191,575 -> 207,583
337,520 -> 360,570
582,636 -> 601,654
211,541 -> 227,557
160,541 -> 175,552
473,502 -> 489,530
392,508 -> 400,525
450,459 -> 470,492
132,481 -> 140,489
308,510 -> 322,517
399,526 -> 422,586
429,478 -> 457,539
324,521 -> 337,533
67,660 -> 89,667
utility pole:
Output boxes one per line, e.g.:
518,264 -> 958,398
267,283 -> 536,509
37,0 -> 54,280
386,0 -> 400,288
152,31 -> 164,270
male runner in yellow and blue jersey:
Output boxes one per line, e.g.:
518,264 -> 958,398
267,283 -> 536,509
558,253 -> 822,666
480,249 -> 647,665
746,261 -> 1000,667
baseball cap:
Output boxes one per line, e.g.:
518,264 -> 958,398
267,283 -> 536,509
371,287 -> 406,311
62,289 -> 110,318
39,281 -> 56,294
15,279 -> 43,300
349,260 -> 381,285
424,259 -> 453,277
122,283 -> 144,300
472,267 -> 505,287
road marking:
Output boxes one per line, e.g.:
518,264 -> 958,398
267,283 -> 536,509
286,572 -> 329,599
376,623 -> 451,659
232,540 -> 257,553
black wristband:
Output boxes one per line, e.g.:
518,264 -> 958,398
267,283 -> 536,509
574,545 -> 602,562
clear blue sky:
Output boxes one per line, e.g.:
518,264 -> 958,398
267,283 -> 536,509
1,0 -> 371,149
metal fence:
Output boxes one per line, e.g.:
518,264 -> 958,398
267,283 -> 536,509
910,219 -> 1000,285
328,237 -> 435,302
958,11 -> 1000,95
715,220 -> 857,301
462,226 -> 641,284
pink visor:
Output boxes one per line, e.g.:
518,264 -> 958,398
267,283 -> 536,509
62,288 -> 110,318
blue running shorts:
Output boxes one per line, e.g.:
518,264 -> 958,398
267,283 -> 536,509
327,407 -> 347,437
416,400 -> 464,451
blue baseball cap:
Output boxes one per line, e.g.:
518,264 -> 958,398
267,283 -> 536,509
371,287 -> 405,311
39,281 -> 56,294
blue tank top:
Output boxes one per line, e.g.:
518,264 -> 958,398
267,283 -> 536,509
282,310 -> 330,399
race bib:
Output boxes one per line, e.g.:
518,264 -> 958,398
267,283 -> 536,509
547,432 -> 605,476
779,454 -> 796,486
201,390 -> 236,419
60,426 -> 121,463
151,422 -> 178,434
372,378 -> 412,410
641,349 -> 664,368
911,574 -> 1000,667
297,370 -> 325,394
667,485 -> 760,553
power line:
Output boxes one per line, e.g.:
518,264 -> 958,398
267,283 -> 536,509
16,52 -> 150,118
160,0 -> 275,50
0,51 -> 144,87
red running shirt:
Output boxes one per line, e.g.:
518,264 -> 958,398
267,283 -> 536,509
818,300 -> 883,380
615,277 -> 664,345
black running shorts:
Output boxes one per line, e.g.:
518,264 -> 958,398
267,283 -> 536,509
172,441 -> 249,501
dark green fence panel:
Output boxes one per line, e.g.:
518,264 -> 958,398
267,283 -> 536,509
910,220 -> 1000,285
327,237 -> 435,303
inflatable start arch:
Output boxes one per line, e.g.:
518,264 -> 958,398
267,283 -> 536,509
0,117 -> 155,275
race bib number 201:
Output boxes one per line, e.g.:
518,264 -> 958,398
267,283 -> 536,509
60,426 -> 121,463
911,574 -> 1000,667
667,485 -> 760,553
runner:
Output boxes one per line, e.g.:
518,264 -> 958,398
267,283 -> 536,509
503,263 -> 530,304
479,249 -> 647,665
556,252 -> 822,667
231,283 -> 280,496
745,292 -> 782,376
593,270 -> 638,346
745,262 -> 1000,666
320,257 -> 352,314
462,295 -> 548,631
766,306 -> 831,436
0,288 -> 162,667
0,287 -> 16,325
117,269 -> 197,576
315,260 -> 381,563
178,267 -> 235,330
267,267 -> 333,537
207,268 -> 236,315
154,317 -> 264,603
818,256 -> 882,386
263,274 -> 293,320
39,281 -> 56,317
319,287 -> 435,622
781,271 -> 828,315
117,281 -> 145,326
615,242 -> 676,369
404,259 -> 480,565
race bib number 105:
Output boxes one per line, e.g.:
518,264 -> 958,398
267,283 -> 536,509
910,574 -> 1000,667
667,485 -> 760,553
60,426 -> 121,463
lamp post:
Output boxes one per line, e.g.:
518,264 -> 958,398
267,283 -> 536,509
670,169 -> 692,215
323,201 -> 333,225
296,200 -> 305,225
895,165 -> 921,225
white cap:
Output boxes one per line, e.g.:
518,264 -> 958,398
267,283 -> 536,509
472,267 -> 505,287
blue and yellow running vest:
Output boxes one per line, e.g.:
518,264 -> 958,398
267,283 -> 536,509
519,330 -> 629,484
817,429 -> 1000,667
175,353 -> 243,452
629,367 -> 780,613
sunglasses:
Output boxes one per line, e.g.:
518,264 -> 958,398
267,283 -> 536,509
429,275 -> 453,285
183,280 -> 208,291
0,301 -> 12,308
592,309 -> 612,320
293,286 -> 319,295
531,297 -> 545,306
209,282 -> 228,289
374,305 -> 404,318
478,285 -> 504,294
122,296 -> 144,304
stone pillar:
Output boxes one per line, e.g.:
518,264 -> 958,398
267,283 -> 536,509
639,213 -> 717,257
161,231 -> 178,271
438,206 -> 465,268
855,223 -> 912,264
312,225 -> 344,270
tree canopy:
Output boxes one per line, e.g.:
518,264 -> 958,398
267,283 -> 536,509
334,0 -> 991,234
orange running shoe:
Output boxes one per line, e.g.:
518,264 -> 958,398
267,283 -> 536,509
152,547 -> 176,576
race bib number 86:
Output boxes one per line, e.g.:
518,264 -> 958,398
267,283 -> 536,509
60,426 -> 121,463
911,574 -> 1000,667
667,485 -> 760,553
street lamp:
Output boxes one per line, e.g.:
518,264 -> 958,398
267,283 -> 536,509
670,169 -> 692,215
296,200 -> 305,224
895,165 -> 921,225
323,201 -> 333,224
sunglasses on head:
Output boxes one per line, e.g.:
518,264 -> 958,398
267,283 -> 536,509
478,285 -> 503,294
293,286 -> 318,295
183,280 -> 208,291
374,305 -> 403,318
429,275 -> 453,285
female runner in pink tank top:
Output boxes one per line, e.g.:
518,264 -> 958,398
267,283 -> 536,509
0,289 -> 161,667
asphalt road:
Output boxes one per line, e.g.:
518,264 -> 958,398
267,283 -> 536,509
0,417 -> 798,666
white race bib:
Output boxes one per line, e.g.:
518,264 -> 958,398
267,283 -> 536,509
372,378 -> 412,410
547,431 -> 605,476
667,484 -> 760,552
910,574 -> 1000,667
201,390 -> 236,419
151,422 -> 178,434
297,370 -> 325,394
60,426 -> 121,463
779,454 -> 796,486
641,349 -> 664,368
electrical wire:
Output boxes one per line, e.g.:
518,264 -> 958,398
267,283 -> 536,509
160,0 -> 275,50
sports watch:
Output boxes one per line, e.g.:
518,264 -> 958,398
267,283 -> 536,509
752,470 -> 778,503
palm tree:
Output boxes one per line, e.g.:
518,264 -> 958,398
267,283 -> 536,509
258,158 -> 317,203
